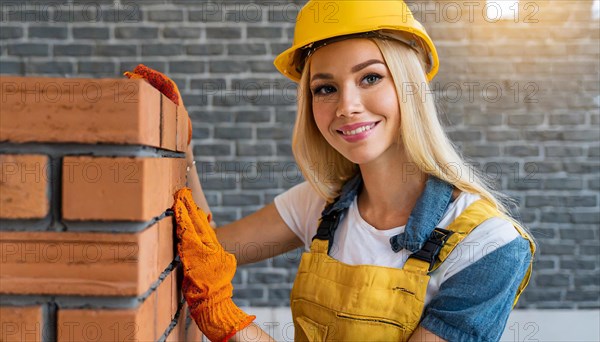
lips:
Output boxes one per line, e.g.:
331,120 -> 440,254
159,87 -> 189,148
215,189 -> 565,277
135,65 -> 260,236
336,121 -> 380,136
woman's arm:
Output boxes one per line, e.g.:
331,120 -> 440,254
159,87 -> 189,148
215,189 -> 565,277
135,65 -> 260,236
185,144 -> 216,228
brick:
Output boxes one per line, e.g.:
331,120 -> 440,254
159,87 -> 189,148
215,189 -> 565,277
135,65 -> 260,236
560,259 -> 597,270
0,154 -> 49,219
0,26 -> 23,39
237,142 -> 274,157
508,114 -> 544,126
62,156 -> 186,221
142,44 -> 183,56
161,95 -> 177,151
163,27 -> 202,39
186,43 -> 224,56
462,145 -> 501,158
545,146 -> 584,157
54,44 -> 94,56
0,77 -> 161,146
7,43 -> 48,56
114,27 -> 155,40
504,145 -> 540,157
96,44 -> 137,57
148,10 -> 184,22
248,269 -> 287,284
29,26 -> 67,39
0,61 -> 24,74
176,106 -> 190,152
228,43 -> 267,55
222,193 -> 261,206
562,130 -> 600,141
564,162 -> 600,174
57,295 -> 154,342
215,127 -> 252,140
0,306 -> 42,341
78,61 -> 115,74
572,212 -> 600,224
206,28 -> 242,39
26,61 -> 74,75
210,60 -> 248,73
535,274 -> 570,287
72,27 -> 110,39
447,131 -> 481,142
249,61 -> 277,73
102,8 -> 142,23
170,61 -> 205,74
543,178 -> 583,190
559,228 -> 596,240
549,114 -> 586,125
156,270 -> 178,339
235,110 -> 271,123
257,126 -> 293,140
0,217 -> 175,296
166,302 -> 187,342
523,161 -> 563,173
247,26 -> 282,38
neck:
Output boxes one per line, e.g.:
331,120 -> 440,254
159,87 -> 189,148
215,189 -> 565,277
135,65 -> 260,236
357,147 -> 427,229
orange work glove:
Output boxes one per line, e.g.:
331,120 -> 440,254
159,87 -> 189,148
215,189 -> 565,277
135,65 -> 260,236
124,64 -> 192,145
173,188 -> 255,342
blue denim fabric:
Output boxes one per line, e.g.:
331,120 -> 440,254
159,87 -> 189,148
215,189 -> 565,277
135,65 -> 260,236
321,173 -> 454,253
421,236 -> 532,342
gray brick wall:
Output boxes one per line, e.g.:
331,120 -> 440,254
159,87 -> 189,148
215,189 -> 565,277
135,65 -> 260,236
1,0 -> 598,309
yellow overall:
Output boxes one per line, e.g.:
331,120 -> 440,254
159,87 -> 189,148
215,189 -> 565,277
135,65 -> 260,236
290,199 -> 535,341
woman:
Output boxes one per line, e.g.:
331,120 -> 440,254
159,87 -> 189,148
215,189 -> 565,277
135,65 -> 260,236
174,1 -> 536,341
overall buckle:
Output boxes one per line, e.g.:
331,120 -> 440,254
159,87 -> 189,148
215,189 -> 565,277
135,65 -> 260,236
408,228 -> 454,271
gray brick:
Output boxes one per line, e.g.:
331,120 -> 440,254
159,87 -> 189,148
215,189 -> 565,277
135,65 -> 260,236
275,110 -> 296,124
169,61 -> 205,74
565,291 -> 599,302
535,274 -> 570,287
462,145 -> 500,157
228,43 -> 267,56
465,113 -> 503,126
211,208 -> 240,224
521,290 -> 563,302
182,94 -> 208,106
249,61 -> 277,73
27,61 -> 73,74
543,178 -> 583,190
200,176 -> 237,191
524,130 -> 562,141
53,6 -> 99,22
247,26 -> 282,39
237,142 -> 273,156
206,28 -> 242,39
215,127 -> 252,139
589,178 -> 600,190
233,287 -> 266,301
6,9 -> 50,22
188,9 -> 224,22
73,27 -> 109,39
559,228 -> 596,240
257,126 -> 293,140
572,212 -> 600,224
29,26 -> 67,39
148,10 -> 183,22
8,43 -> 48,56
186,43 -> 224,56
545,146 -> 584,157
232,78 -> 289,91
209,60 -> 248,73
560,259 -> 597,270
564,162 -> 600,174
0,26 -> 23,39
589,146 -> 600,158
270,43 -> 290,56
523,161 -> 563,173
194,143 -> 232,156
505,145 -> 539,157
562,130 -> 600,141
268,6 -> 300,23
540,211 -> 571,223
0,61 -> 24,74
162,27 -> 202,39
575,274 -> 600,287
102,8 -> 142,23
115,27 -> 158,39
447,131 -> 481,142
222,194 -> 261,206
272,251 -> 302,268
248,269 -> 287,284
95,44 -> 136,57
241,176 -> 279,190
269,286 -> 293,301
191,126 -> 210,139
53,44 -> 93,56
508,114 -> 544,126
235,110 -> 271,123
190,79 -> 225,92
591,115 -> 599,125
579,244 -> 600,255
549,113 -> 586,125
532,258 -> 555,270
276,143 -> 292,157
78,61 -> 115,74
189,110 -> 233,123
142,44 -> 183,56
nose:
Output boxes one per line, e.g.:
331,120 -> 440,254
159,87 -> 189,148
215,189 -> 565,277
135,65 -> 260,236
336,86 -> 364,118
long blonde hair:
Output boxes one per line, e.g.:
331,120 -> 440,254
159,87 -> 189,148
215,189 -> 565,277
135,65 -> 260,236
292,36 -> 526,230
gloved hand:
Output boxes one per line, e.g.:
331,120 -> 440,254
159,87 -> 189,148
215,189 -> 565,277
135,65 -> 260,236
124,64 -> 192,145
173,188 -> 255,342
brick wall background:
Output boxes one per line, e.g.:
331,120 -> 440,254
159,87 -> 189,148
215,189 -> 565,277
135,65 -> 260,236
0,0 -> 598,328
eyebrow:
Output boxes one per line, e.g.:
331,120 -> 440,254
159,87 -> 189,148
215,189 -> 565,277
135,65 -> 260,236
310,59 -> 385,83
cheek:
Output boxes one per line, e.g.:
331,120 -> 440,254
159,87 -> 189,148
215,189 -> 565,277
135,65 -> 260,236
312,101 -> 334,134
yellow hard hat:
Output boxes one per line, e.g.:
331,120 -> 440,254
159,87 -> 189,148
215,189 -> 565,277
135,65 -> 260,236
274,0 -> 439,82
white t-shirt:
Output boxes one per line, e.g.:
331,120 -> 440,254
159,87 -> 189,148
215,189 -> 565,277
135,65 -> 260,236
274,181 -> 521,305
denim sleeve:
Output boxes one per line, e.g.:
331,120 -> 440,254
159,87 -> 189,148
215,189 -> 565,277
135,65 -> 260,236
420,236 -> 532,342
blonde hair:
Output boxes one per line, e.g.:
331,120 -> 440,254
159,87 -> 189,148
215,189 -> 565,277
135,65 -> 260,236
292,36 -> 529,232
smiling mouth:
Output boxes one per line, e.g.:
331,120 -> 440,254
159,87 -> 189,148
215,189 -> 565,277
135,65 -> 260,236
337,122 -> 380,136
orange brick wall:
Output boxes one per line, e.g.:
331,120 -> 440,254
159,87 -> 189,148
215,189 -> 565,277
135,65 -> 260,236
0,76 -> 201,341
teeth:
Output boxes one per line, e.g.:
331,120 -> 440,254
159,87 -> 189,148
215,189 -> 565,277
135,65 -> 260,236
342,123 -> 375,136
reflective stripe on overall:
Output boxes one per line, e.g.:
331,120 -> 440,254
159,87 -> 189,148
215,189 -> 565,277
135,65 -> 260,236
290,175 -> 535,341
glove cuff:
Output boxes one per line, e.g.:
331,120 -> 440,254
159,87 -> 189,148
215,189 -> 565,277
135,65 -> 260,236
190,297 -> 256,342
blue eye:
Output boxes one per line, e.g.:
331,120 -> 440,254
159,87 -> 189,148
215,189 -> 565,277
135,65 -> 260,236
363,74 -> 382,85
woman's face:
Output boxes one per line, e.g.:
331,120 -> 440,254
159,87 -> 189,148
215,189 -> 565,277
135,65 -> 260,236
309,38 -> 401,166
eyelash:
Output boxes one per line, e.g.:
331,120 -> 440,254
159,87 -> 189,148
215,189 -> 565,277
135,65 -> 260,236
312,73 -> 384,96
